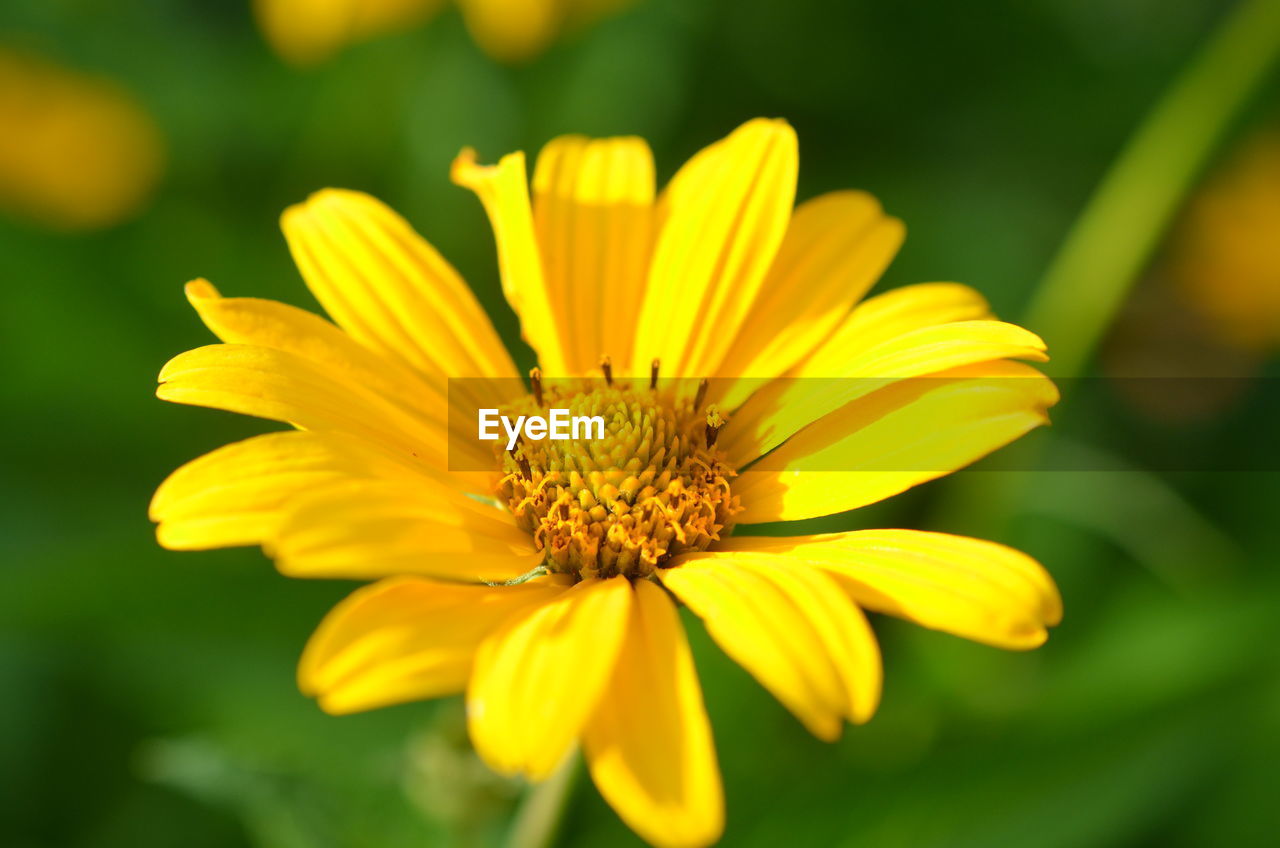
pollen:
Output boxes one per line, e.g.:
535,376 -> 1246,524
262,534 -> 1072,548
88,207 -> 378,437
494,371 -> 741,580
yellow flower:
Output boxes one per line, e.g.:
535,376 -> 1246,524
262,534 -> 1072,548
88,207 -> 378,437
1172,129 -> 1280,353
0,48 -> 163,230
152,118 -> 1061,847
255,0 -> 631,65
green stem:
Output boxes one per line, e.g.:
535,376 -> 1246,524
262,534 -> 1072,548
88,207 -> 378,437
502,752 -> 580,848
1025,0 -> 1280,379
939,0 -> 1280,535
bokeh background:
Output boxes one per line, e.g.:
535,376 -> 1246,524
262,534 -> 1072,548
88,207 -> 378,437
3,1 -> 1279,846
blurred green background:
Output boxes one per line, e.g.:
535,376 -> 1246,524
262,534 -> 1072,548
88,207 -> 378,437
3,1 -> 1279,846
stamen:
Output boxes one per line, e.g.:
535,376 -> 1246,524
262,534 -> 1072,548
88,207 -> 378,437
601,355 -> 613,386
492,382 -> 741,580
650,358 -> 660,390
508,442 -> 531,478
693,377 -> 709,411
705,405 -> 725,449
530,367 -> 543,407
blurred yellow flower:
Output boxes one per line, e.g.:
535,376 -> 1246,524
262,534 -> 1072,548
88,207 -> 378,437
1172,129 -> 1280,353
255,0 -> 632,65
152,119 -> 1061,847
0,49 -> 163,230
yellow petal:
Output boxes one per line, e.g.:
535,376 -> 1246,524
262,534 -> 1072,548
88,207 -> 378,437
156,343 -> 446,462
468,576 -> 631,779
712,530 -> 1062,649
531,134 -> 655,375
452,148 -> 570,375
253,0 -> 351,65
815,281 -> 994,358
584,580 -> 723,848
0,48 -> 163,230
635,118 -> 798,378
254,0 -> 443,65
735,361 -> 1058,523
184,278 -> 447,425
181,278 -> 495,474
280,189 -> 517,402
150,430 -> 413,550
661,558 -> 881,740
299,576 -> 563,714
725,320 -> 1048,462
720,279 -> 1000,461
716,191 -> 904,385
799,316 -> 1043,380
455,0 -> 562,63
269,479 -> 538,581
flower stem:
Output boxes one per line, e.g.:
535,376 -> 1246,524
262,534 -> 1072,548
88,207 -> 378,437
502,752 -> 580,848
939,0 -> 1280,535
1025,0 -> 1280,379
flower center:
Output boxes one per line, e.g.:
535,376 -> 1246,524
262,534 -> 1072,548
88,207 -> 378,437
495,365 -> 740,580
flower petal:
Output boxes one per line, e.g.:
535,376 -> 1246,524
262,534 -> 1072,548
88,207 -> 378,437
455,0 -> 562,63
713,530 -> 1062,649
725,319 -> 1048,462
269,479 -> 538,581
583,580 -> 723,848
468,576 -> 631,779
0,48 -> 164,229
635,118 -> 798,378
452,148 -> 570,375
280,188 -> 517,401
184,278 -> 448,425
531,134 -> 655,375
157,343 -> 444,462
735,361 -> 1058,523
181,278 -> 497,473
814,281 -> 994,357
715,190 -> 904,385
150,430 -> 412,550
719,280 -> 998,463
253,0 -> 443,66
299,576 -> 564,715
661,557 -> 881,740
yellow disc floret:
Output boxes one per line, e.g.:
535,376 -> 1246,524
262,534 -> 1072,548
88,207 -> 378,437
495,373 -> 740,580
